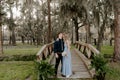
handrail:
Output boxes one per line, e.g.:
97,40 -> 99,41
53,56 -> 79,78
36,42 -> 54,63
74,41 -> 100,59
74,41 -> 100,77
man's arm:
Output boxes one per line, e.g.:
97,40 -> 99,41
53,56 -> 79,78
53,41 -> 57,53
54,41 -> 58,58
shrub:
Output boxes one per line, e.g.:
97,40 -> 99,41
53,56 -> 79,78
91,54 -> 109,80
0,55 -> 36,61
35,60 -> 55,80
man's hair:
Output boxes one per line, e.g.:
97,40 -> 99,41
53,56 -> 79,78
57,32 -> 62,36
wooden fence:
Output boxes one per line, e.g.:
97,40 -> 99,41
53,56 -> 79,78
36,42 -> 54,63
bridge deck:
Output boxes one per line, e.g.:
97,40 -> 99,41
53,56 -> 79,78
51,49 -> 92,79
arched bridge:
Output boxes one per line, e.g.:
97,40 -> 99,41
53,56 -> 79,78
36,41 -> 100,79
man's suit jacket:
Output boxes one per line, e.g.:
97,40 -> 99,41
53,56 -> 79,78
54,38 -> 64,53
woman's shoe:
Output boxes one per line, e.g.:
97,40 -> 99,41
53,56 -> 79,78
66,75 -> 70,78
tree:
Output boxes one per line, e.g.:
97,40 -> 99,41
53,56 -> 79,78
4,0 -> 17,46
20,0 -> 37,45
113,0 -> 120,61
0,0 -> 4,54
0,24 -> 3,54
92,0 -> 113,51
60,0 -> 88,41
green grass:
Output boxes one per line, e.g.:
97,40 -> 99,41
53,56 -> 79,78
101,45 -> 114,54
0,61 -> 37,80
3,44 -> 41,55
4,48 -> 40,55
0,44 -> 40,80
106,62 -> 120,80
100,45 -> 120,80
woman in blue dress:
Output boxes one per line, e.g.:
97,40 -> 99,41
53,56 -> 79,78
62,33 -> 72,78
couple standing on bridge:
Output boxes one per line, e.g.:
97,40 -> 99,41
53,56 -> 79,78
54,32 -> 72,78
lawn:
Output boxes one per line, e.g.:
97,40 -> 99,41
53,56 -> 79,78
0,44 -> 40,80
101,45 -> 114,54
0,61 -> 37,80
106,62 -> 120,80
3,43 -> 41,55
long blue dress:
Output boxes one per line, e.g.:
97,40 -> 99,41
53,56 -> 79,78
62,43 -> 72,76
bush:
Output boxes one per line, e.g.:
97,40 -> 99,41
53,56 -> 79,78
0,54 -> 36,61
91,54 -> 109,80
35,60 -> 55,80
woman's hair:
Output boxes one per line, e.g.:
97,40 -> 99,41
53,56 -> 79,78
63,33 -> 71,49
63,33 -> 68,41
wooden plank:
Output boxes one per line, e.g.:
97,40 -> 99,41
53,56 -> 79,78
74,49 -> 95,77
57,72 -> 91,78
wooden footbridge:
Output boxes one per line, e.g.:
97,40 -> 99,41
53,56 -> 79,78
36,41 -> 100,79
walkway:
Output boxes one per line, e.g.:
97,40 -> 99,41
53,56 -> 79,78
51,49 -> 92,79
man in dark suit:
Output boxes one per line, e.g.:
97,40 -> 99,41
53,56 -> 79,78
54,32 -> 64,77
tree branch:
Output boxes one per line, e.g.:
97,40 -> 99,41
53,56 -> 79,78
78,23 -> 85,28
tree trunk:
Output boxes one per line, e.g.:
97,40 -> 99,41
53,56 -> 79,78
97,13 -> 107,51
113,0 -> 120,60
85,24 -> 91,44
97,34 -> 103,51
30,38 -> 32,45
21,36 -> 25,44
94,39 -> 97,45
110,38 -> 113,46
47,0 -> 52,43
71,27 -> 74,44
9,35 -> 12,45
9,30 -> 16,46
73,17 -> 79,41
97,23 -> 105,51
0,0 -> 3,55
9,3 -> 16,46
36,36 -> 40,45
33,37 -> 36,45
0,19 -> 3,54
75,26 -> 79,41
27,37 -> 30,44
11,28 -> 16,46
